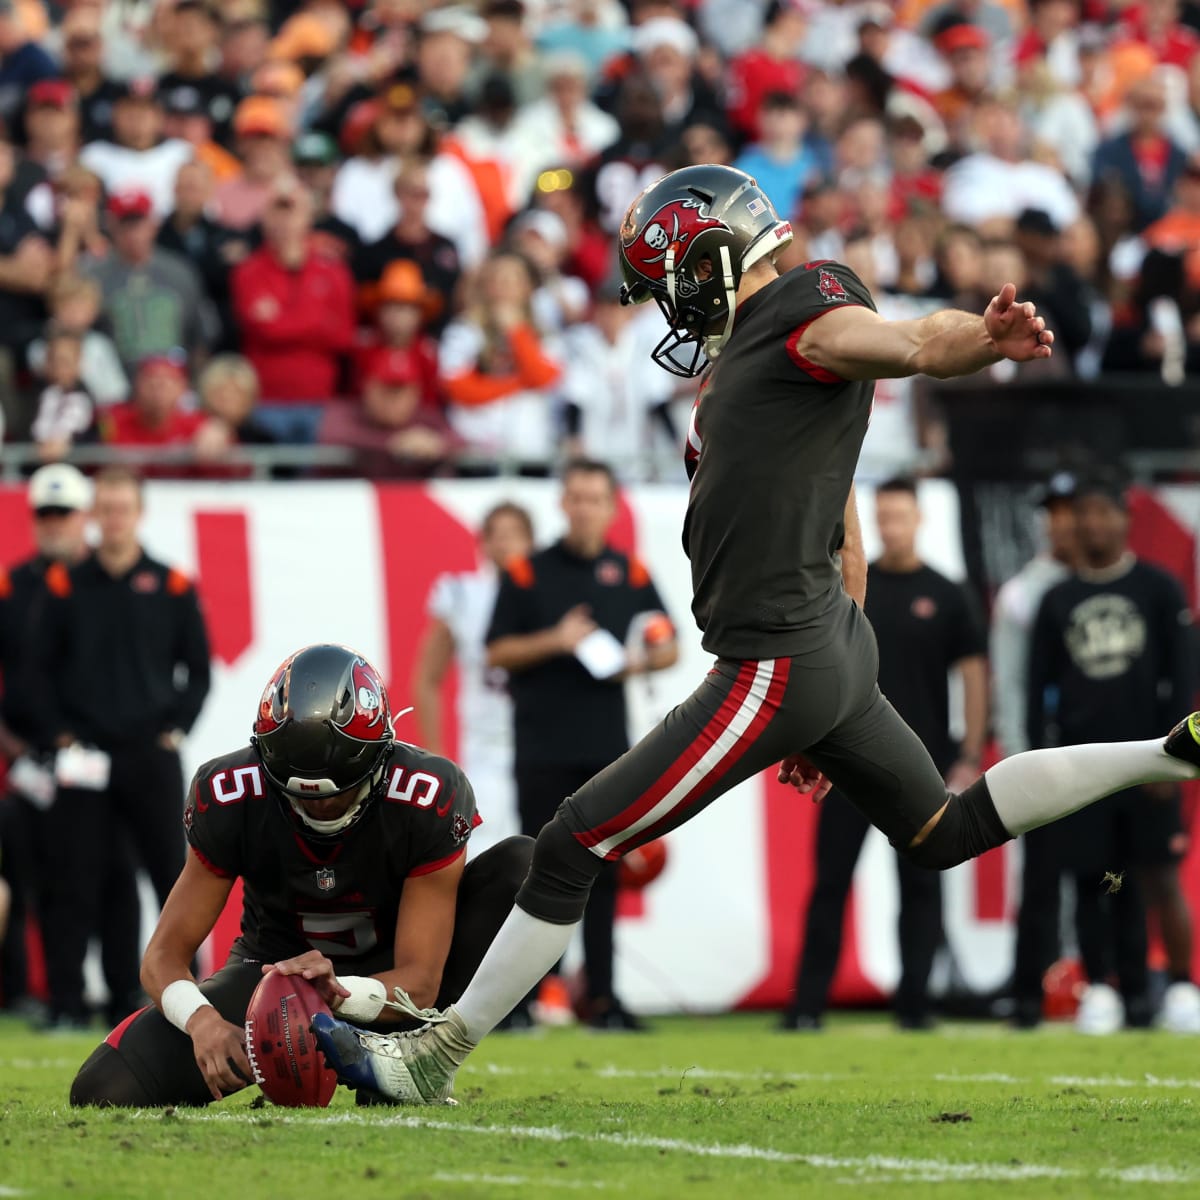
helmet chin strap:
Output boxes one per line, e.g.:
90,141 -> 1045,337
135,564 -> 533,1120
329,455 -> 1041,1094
664,244 -> 678,311
703,245 -> 738,360
288,765 -> 382,835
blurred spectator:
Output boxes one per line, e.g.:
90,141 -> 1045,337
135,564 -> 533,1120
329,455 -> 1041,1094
79,78 -> 192,219
49,163 -> 106,275
22,80 -> 80,181
30,328 -> 96,460
725,0 -> 807,145
677,120 -> 733,168
413,500 -> 536,856
558,278 -> 680,480
330,83 -> 487,265
1093,73 -> 1188,231
440,249 -> 563,467
583,73 -> 670,234
1061,215 -> 1112,377
0,0 -> 56,128
218,0 -> 271,93
931,21 -> 995,135
533,169 -> 611,289
1013,0 -> 1083,89
1117,0 -> 1200,69
353,154 -> 462,335
32,466 -> 210,1030
157,159 -> 245,335
920,0 -> 1014,47
1167,53 -> 1200,153
0,131 -> 52,423
474,0 -> 543,106
631,17 -> 725,144
101,351 -> 206,453
797,176 -> 846,262
927,221 -> 985,303
942,97 -> 1080,230
319,348 -> 459,477
230,174 -> 355,437
354,258 -> 439,401
162,87 -> 241,185
509,51 -> 619,202
452,73 -> 526,211
292,131 -> 359,262
734,91 -> 818,223
1015,37 -> 1098,189
59,4 -> 121,145
1142,153 -> 1200,290
193,353 -> 275,462
996,472 -> 1080,1028
81,186 -> 217,373
1029,474 -> 1198,1034
417,4 -> 487,127
508,208 -> 589,332
537,0 -> 629,77
887,113 -> 944,217
1012,207 -> 1094,367
799,69 -> 845,177
212,95 -> 293,231
27,274 -> 127,407
157,0 -> 240,141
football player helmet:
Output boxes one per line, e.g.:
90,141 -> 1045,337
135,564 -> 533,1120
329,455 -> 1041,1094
618,164 -> 792,377
252,643 -> 395,837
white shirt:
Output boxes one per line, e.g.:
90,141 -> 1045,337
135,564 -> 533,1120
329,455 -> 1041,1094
941,153 -> 1080,231
559,308 -> 681,480
990,554 -> 1071,756
507,98 -> 620,205
426,567 -> 513,766
78,140 -> 194,220
439,320 -> 562,462
330,152 -> 488,268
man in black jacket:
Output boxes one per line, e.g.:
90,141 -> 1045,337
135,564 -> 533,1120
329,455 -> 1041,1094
32,466 -> 211,1028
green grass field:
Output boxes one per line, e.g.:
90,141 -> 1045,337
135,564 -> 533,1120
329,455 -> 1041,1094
3,1012 -> 1200,1199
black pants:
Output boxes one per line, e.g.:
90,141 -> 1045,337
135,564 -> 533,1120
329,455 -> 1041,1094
790,789 -> 943,1022
1011,826 -> 1062,1021
40,744 -> 184,1021
0,789 -> 34,1006
69,837 -> 534,1107
517,763 -> 620,1003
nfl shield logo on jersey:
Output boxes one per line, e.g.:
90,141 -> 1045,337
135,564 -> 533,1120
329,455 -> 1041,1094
315,867 -> 336,892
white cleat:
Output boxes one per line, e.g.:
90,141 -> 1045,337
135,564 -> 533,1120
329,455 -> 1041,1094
1075,982 -> 1124,1035
1160,981 -> 1200,1034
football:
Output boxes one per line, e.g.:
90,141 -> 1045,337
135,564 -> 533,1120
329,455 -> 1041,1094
243,971 -> 338,1107
618,837 -> 668,890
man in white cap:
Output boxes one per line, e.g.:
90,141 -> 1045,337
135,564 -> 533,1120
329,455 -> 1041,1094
0,465 -> 138,1029
631,15 -> 724,141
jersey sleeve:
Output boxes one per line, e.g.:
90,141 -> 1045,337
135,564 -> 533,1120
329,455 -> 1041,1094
408,763 -> 480,876
783,261 -> 878,324
183,764 -> 246,880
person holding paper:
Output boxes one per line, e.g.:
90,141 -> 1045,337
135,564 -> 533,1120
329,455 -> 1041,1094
484,459 -> 677,1030
30,466 -> 211,1031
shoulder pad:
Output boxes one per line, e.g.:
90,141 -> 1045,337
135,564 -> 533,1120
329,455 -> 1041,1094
45,562 -> 72,598
166,567 -> 193,596
505,555 -> 535,589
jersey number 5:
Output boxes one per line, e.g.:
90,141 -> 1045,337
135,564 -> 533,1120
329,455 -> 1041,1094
386,766 -> 442,808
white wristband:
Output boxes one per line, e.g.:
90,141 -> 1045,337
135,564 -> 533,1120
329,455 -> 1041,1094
336,976 -> 388,1023
161,979 -> 213,1034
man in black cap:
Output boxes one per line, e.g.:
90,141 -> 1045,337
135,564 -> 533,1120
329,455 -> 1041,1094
1029,470 -> 1198,1034
995,471 -> 1081,1027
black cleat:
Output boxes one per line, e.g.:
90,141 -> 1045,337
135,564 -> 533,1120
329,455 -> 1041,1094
777,1012 -> 823,1032
1165,713 -> 1200,769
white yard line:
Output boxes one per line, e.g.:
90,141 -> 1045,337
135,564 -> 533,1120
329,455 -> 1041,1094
151,1110 -> 1200,1185
432,1173 -> 618,1190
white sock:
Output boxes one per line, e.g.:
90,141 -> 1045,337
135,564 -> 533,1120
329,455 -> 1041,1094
985,738 -> 1197,836
451,906 -> 578,1042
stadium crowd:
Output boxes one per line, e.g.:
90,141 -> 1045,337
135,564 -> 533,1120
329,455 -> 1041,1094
0,0 -> 1194,478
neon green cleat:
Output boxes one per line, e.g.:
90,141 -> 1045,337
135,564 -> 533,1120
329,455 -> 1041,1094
1164,713 -> 1200,769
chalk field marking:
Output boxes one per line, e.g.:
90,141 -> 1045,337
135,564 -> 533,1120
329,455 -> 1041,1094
477,1062 -> 1200,1092
145,1110 -> 1200,1185
432,1173 -> 618,1190
0,1186 -> 26,1197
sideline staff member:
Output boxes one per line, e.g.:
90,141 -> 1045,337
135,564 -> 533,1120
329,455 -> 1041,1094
785,478 -> 987,1030
486,459 -> 677,1029
32,466 -> 211,1026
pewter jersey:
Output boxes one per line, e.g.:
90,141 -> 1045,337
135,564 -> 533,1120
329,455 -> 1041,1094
682,261 -> 877,659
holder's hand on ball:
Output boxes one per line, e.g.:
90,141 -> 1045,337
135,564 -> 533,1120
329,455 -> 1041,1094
263,952 -> 351,1010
